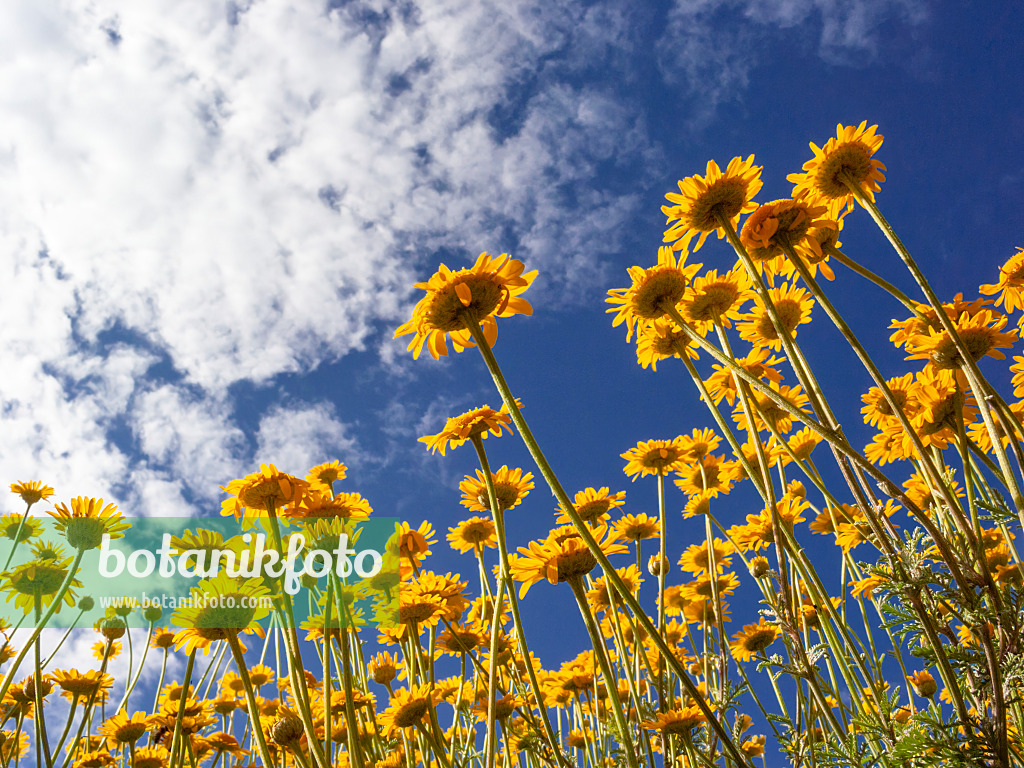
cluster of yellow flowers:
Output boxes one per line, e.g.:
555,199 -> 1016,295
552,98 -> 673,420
3,122 -> 1022,768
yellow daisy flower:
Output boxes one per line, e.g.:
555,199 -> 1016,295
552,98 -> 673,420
418,402 -> 515,455
662,155 -> 763,252
459,466 -> 534,512
606,246 -> 702,342
788,121 -> 886,216
394,252 -> 536,359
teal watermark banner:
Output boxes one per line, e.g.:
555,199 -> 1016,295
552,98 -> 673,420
0,515 -> 399,631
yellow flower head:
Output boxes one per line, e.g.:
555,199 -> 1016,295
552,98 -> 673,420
788,121 -> 886,216
48,497 -> 129,551
555,487 -> 626,525
171,573 -> 271,654
305,460 -> 347,495
606,247 -> 702,341
395,252 -> 536,360
737,282 -> 815,351
9,481 -> 54,507
739,198 -> 836,278
447,516 -> 497,554
634,316 -> 700,370
729,617 -> 780,661
220,464 -> 308,529
621,437 -> 690,480
509,524 -> 626,598
679,263 -> 754,333
459,466 -> 534,512
980,247 -> 1024,313
418,402 -> 515,456
662,155 -> 763,252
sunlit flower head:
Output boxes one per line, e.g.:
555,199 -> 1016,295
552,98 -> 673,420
634,317 -> 699,370
285,490 -> 373,521
395,252 -> 536,360
673,454 -> 738,498
731,381 -> 810,435
556,487 -> 626,525
621,437 -> 690,480
612,512 -> 660,542
861,373 -> 916,428
305,461 -> 347,495
586,565 -> 643,613
980,247 -> 1024,314
97,711 -> 152,749
220,465 -> 308,525
739,198 -> 836,276
662,155 -> 763,252
459,466 -> 534,512
788,122 -> 885,216
642,704 -> 708,735
447,516 -> 497,554
9,481 -> 54,507
51,669 -> 114,702
903,308 -> 1017,370
378,685 -> 434,736
48,497 -> 130,551
509,524 -> 626,598
729,617 -> 780,661
678,537 -> 734,575
171,573 -> 271,654
606,247 -> 702,342
0,514 -> 42,544
1,556 -> 81,614
418,402 -> 515,456
394,521 -> 437,577
737,282 -> 814,350
679,264 -> 754,332
703,348 -> 784,407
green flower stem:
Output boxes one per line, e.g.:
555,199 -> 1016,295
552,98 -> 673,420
50,695 -> 79,766
227,634 -> 276,768
482,566 -> 506,768
334,609 -> 368,768
2,506 -> 33,570
32,596 -> 53,768
677,346 -> 762,498
116,623 -> 154,713
470,438 -> 569,768
567,577 -> 639,768
464,317 -> 755,768
167,649 -> 197,768
655,470 -> 670,705
57,640 -> 114,768
40,609 -> 87,668
782,242 -> 981,600
783,242 -> 969,540
843,173 -> 1024,515
0,548 -> 85,706
199,637 -> 229,701
264,510 -> 330,768
825,245 -> 924,317
323,579 -> 334,768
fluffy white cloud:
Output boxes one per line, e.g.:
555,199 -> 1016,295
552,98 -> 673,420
255,401 -> 359,477
0,0 -> 644,504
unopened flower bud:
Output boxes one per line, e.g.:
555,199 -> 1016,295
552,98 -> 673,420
270,715 -> 305,747
748,556 -> 770,579
100,617 -> 127,640
647,553 -> 669,577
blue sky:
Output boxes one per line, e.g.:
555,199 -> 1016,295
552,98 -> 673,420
2,0 -> 1023,672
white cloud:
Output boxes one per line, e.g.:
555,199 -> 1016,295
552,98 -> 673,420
0,0 -> 643,503
255,401 -> 359,478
